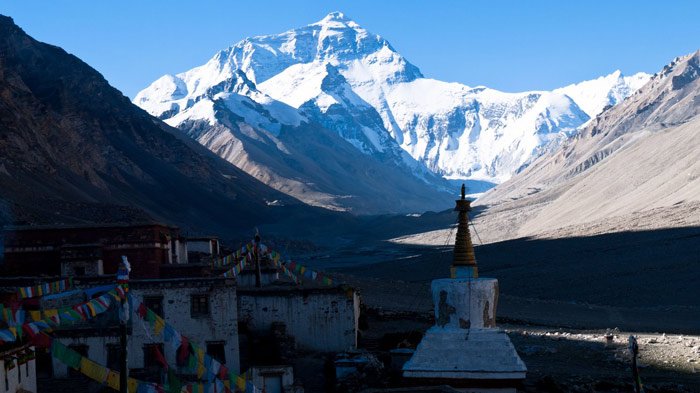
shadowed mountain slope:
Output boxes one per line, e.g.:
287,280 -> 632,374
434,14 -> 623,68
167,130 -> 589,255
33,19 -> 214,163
0,15 -> 329,238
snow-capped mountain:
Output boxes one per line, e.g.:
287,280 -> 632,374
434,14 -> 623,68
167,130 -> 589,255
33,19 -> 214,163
554,70 -> 651,119
135,11 -> 650,208
135,41 -> 454,214
476,50 -> 700,240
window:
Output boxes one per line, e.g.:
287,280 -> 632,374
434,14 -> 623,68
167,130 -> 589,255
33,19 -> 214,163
69,344 -> 89,355
144,296 -> 164,318
143,343 -> 164,371
206,341 -> 226,364
36,347 -> 53,378
190,294 -> 209,317
263,374 -> 283,393
106,344 -> 121,370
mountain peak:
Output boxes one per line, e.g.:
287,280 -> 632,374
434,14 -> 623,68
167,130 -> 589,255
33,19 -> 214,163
314,11 -> 354,25
553,69 -> 651,117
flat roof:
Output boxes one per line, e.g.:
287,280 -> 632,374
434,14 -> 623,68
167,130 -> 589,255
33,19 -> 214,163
3,221 -> 178,232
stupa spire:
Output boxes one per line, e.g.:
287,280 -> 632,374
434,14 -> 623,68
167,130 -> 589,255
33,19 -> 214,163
451,184 -> 478,278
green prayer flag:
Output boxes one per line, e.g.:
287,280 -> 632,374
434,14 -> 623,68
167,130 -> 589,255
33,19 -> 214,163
167,369 -> 182,393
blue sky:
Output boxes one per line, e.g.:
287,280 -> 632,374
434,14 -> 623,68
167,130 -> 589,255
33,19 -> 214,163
3,1 -> 699,98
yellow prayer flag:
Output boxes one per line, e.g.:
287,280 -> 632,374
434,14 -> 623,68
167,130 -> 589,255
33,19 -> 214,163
236,376 -> 246,390
196,347 -> 206,378
29,311 -> 41,322
154,318 -> 165,336
80,357 -> 107,383
128,378 -> 139,393
106,370 -> 120,390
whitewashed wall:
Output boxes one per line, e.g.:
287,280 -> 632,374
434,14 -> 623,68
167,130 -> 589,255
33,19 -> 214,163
238,287 -> 359,352
0,346 -> 37,393
53,278 -> 239,378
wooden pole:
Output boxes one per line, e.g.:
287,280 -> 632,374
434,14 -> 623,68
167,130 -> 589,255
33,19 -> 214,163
120,304 -> 128,393
628,335 -> 641,393
117,256 -> 131,393
254,234 -> 262,288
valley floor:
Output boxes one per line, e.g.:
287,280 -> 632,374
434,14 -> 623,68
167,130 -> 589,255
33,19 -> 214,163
360,309 -> 700,392
301,224 -> 700,391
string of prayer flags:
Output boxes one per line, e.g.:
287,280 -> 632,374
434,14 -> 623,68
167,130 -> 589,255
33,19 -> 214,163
213,240 -> 272,269
212,243 -> 255,268
214,240 -> 335,289
16,278 -> 74,299
50,337 -> 167,393
214,253 -> 235,268
133,299 -> 256,393
285,261 -> 334,286
0,305 -> 26,326
222,258 -> 248,278
0,287 -> 125,344
278,262 -> 299,284
264,249 -> 334,286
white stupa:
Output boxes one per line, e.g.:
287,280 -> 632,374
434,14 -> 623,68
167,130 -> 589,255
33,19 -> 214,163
402,185 -> 526,391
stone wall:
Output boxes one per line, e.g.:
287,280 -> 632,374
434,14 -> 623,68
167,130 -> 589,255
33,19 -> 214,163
238,286 -> 359,352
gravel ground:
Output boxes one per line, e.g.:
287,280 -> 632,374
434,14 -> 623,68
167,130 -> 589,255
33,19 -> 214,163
315,233 -> 700,391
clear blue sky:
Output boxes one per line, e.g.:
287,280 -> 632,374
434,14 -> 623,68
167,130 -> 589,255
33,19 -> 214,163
3,1 -> 699,98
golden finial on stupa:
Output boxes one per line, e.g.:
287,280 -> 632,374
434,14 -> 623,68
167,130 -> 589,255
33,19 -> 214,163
451,184 -> 478,278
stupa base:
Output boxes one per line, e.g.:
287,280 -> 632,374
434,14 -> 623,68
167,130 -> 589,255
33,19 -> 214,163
403,328 -> 526,390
